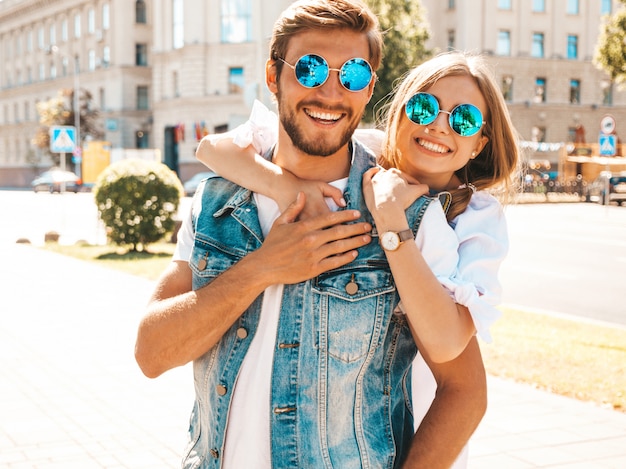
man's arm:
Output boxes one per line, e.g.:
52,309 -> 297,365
134,194 -> 372,378
402,337 -> 487,468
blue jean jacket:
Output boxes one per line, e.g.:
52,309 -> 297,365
183,140 -> 432,468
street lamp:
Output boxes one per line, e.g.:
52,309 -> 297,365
47,45 -> 81,183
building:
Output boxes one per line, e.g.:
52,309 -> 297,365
421,0 -> 626,178
0,0 -> 153,187
150,0 -> 292,181
1,0 -> 625,187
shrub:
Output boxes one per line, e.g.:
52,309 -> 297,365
93,159 -> 183,252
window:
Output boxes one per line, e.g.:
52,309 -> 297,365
88,8 -> 95,34
50,60 -> 56,79
137,86 -> 149,110
601,0 -> 612,15
531,33 -> 544,58
173,0 -> 184,49
102,46 -> 110,67
502,75 -> 513,102
532,0 -> 545,12
136,0 -> 147,24
567,35 -> 578,59
103,4 -> 110,30
136,43 -> 148,66
567,0 -> 579,15
61,19 -> 68,42
89,50 -> 96,71
601,79 -> 612,106
136,130 -> 149,148
49,24 -> 56,45
228,67 -> 244,94
74,14 -> 81,38
447,30 -> 455,50
534,77 -> 546,103
498,0 -> 511,10
570,79 -> 580,104
448,0 -> 455,9
497,30 -> 511,56
221,0 -> 252,43
531,126 -> 546,143
38,27 -> 44,49
99,87 -> 106,110
173,71 -> 179,97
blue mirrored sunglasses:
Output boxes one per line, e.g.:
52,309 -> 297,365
279,54 -> 373,92
405,92 -> 485,137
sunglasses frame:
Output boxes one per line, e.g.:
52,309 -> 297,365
279,54 -> 374,92
405,92 -> 486,137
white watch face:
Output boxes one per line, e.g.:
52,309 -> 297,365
381,231 -> 400,251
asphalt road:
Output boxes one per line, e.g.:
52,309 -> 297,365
2,189 -> 625,326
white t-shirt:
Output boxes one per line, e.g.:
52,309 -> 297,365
174,177 -> 462,468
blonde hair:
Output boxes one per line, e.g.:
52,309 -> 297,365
269,0 -> 383,73
379,51 -> 520,221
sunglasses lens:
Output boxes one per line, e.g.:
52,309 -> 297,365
405,93 -> 438,125
340,58 -> 372,91
294,54 -> 329,88
450,104 -> 483,137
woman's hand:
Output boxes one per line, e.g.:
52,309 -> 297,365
363,167 -> 430,227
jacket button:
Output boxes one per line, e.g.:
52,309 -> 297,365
236,327 -> 248,339
216,384 -> 227,396
198,258 -> 207,270
210,448 -> 219,458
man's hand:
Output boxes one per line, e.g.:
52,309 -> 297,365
273,169 -> 346,220
253,192 -> 371,284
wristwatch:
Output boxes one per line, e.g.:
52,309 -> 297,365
379,229 -> 413,251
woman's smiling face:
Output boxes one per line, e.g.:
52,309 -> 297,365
393,75 -> 489,191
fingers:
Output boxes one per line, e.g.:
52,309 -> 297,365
275,191 -> 306,224
319,182 -> 346,208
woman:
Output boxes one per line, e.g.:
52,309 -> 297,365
195,51 -> 520,466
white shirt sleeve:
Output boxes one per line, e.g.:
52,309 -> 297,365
172,197 -> 196,263
447,192 -> 509,342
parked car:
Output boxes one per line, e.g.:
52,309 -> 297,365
31,169 -> 82,193
183,171 -> 213,196
586,171 -> 626,206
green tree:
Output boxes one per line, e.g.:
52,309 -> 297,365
32,88 -> 103,169
364,0 -> 432,124
93,159 -> 184,253
594,0 -> 626,87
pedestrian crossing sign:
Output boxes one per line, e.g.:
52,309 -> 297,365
50,126 -> 77,153
599,133 -> 617,156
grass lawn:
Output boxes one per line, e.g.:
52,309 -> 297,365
40,241 -> 626,413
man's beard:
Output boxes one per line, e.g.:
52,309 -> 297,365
278,94 -> 360,157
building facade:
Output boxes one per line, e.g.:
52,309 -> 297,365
421,0 -> 626,170
0,0 -> 154,187
1,0 -> 624,186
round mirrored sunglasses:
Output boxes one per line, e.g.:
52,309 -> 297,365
405,92 -> 485,137
279,54 -> 373,92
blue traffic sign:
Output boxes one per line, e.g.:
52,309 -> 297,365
599,133 -> 617,156
49,126 -> 77,153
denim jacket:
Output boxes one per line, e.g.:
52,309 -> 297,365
183,140 -> 432,469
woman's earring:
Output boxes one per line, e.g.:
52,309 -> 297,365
471,151 -> 477,157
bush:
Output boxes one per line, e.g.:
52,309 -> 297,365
93,159 -> 183,252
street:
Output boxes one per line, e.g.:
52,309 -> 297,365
2,189 -> 625,325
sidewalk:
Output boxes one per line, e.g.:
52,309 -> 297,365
1,243 -> 626,468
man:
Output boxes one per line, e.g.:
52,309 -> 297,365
135,1 -> 486,467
